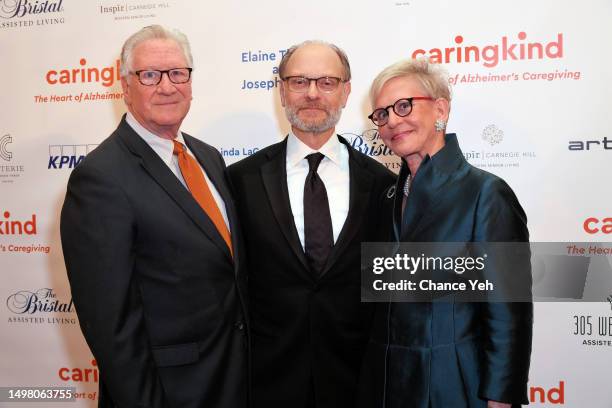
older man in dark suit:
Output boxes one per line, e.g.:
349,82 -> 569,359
60,25 -> 248,408
228,41 -> 395,408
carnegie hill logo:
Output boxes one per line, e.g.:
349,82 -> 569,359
98,0 -> 171,22
482,124 -> 503,146
463,124 -> 536,170
0,134 -> 12,161
48,144 -> 97,169
0,0 -> 66,29
412,32 -> 563,68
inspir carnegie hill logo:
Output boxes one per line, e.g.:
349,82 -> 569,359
463,124 -> 536,170
482,124 -> 504,146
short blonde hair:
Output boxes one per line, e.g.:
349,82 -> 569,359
369,59 -> 451,107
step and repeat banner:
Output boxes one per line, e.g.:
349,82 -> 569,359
1,0 -> 611,406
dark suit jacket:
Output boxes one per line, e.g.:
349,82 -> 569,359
359,134 -> 533,408
227,135 -> 396,408
60,115 -> 249,408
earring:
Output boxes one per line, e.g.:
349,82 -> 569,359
435,119 -> 446,132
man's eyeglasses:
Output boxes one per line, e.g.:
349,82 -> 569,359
368,97 -> 433,126
282,76 -> 345,93
131,68 -> 193,86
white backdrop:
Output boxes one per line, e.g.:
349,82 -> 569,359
1,0 -> 611,406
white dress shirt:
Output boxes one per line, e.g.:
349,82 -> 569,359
125,112 -> 231,231
286,131 -> 350,249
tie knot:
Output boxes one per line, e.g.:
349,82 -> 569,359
306,152 -> 325,173
172,140 -> 185,156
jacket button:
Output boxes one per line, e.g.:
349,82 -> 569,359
235,321 -> 244,331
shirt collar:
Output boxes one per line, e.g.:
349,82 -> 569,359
125,112 -> 186,164
286,130 -> 343,168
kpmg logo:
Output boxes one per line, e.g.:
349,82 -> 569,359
0,134 -> 12,161
482,124 -> 503,146
6,288 -> 74,314
0,0 -> 64,19
48,144 -> 97,169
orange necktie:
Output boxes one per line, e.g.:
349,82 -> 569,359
173,140 -> 233,256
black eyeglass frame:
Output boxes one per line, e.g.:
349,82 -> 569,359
368,96 -> 433,126
281,76 -> 347,93
131,67 -> 193,86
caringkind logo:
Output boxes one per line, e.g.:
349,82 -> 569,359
583,217 -> 612,235
412,32 -> 563,68
48,144 -> 97,169
46,58 -> 121,88
0,210 -> 37,235
0,134 -> 12,161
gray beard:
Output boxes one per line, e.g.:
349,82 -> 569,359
285,105 -> 342,134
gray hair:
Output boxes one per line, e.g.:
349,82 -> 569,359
278,40 -> 351,81
120,25 -> 193,77
369,59 -> 451,107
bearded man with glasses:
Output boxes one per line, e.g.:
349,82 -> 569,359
61,25 -> 248,408
228,40 -> 395,408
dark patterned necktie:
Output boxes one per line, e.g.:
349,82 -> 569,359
303,153 -> 333,276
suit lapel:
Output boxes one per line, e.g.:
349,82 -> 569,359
320,137 -> 374,277
117,118 -> 232,261
400,158 -> 453,241
260,140 -> 311,275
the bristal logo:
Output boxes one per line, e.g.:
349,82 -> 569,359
344,129 -> 394,157
6,288 -> 74,314
0,134 -> 12,161
0,0 -> 64,19
412,32 -> 563,68
0,211 -> 36,235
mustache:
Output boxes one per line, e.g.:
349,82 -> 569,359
297,103 -> 328,110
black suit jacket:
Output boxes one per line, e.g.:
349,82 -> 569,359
60,116 -> 249,408
227,136 -> 396,408
359,134 -> 533,408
